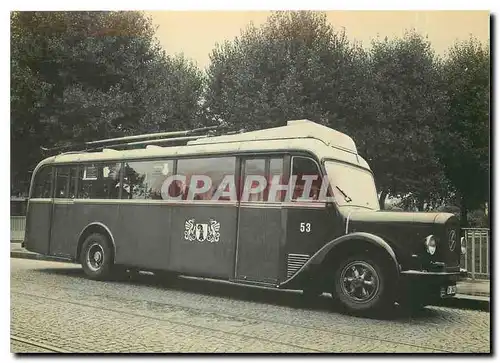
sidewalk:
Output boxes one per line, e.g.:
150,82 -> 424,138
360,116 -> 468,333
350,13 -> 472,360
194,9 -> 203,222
10,242 -> 489,310
455,278 -> 490,297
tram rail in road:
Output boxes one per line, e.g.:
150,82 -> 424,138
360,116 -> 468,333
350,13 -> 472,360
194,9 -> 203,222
11,335 -> 70,353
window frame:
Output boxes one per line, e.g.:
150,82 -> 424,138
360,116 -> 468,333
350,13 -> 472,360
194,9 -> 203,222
323,158 -> 379,210
32,151 -> 325,202
76,161 -> 123,200
176,156 -> 237,201
240,154 -> 285,203
54,165 -> 78,199
121,159 -> 176,200
30,165 -> 54,199
289,155 -> 326,202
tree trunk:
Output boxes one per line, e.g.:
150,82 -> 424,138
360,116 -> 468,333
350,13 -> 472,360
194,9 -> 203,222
379,190 -> 388,210
417,197 -> 425,212
460,195 -> 468,228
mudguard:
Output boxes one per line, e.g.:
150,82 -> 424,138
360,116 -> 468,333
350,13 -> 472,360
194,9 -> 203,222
279,232 -> 400,289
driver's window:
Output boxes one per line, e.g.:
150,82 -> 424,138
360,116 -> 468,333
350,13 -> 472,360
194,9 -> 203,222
291,157 -> 323,201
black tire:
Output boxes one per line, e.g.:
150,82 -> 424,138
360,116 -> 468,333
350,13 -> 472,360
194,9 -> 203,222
333,254 -> 393,314
80,233 -> 114,280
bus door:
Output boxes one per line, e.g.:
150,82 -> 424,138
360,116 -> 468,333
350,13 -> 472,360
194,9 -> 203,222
24,166 -> 54,255
235,156 -> 284,285
168,156 -> 239,279
282,156 -> 336,281
49,165 -> 77,257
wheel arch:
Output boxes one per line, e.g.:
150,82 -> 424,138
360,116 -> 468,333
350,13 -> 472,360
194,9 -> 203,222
279,232 -> 400,289
76,222 -> 116,262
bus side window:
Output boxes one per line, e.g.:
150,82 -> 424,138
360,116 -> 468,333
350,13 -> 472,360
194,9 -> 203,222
177,157 -> 236,201
241,157 -> 284,203
267,157 -> 284,203
150,161 -> 173,200
78,164 -> 96,199
54,166 -> 77,198
78,163 -> 120,199
242,159 -> 266,202
121,160 -> 173,200
291,157 -> 322,201
32,167 -> 53,198
102,163 -> 121,199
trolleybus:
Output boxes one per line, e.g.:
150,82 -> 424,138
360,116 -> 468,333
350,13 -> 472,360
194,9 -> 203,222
23,120 -> 466,314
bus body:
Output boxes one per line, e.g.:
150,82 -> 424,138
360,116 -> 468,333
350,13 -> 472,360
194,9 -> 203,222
23,120 -> 465,314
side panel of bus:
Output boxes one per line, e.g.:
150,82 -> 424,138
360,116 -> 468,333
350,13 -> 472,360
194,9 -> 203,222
113,202 -> 173,269
168,203 -> 237,278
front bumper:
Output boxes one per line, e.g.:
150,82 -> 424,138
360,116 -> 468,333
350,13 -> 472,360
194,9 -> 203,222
401,268 -> 468,279
399,269 -> 461,300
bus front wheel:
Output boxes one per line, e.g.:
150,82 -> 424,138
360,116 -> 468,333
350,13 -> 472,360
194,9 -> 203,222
80,233 -> 114,280
333,254 -> 392,315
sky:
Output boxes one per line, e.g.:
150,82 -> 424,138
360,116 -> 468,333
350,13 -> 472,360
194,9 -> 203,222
146,10 -> 490,70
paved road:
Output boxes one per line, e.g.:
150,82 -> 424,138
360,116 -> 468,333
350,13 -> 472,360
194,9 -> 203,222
11,258 -> 490,353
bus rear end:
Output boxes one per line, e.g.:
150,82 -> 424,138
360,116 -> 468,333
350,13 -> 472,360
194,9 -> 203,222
23,161 -> 54,256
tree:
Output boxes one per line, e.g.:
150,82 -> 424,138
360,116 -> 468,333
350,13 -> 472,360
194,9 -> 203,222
11,11 -> 205,195
205,14 -> 456,211
363,31 -> 450,209
204,11 -> 366,132
436,37 -> 490,226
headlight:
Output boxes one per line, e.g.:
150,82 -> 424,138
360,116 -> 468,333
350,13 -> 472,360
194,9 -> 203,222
461,236 -> 467,255
425,235 -> 437,255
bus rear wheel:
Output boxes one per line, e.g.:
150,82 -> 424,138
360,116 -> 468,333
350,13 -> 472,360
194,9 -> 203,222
80,233 -> 114,280
333,254 -> 392,315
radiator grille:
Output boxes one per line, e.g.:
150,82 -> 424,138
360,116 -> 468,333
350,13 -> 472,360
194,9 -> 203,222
287,253 -> 310,278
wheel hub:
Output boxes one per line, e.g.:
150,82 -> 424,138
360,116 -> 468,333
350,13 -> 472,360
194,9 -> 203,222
340,261 -> 380,303
352,277 -> 363,288
93,251 -> 102,263
86,243 -> 105,271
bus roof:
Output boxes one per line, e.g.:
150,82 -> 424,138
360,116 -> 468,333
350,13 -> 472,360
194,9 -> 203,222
36,120 -> 371,171
187,120 -> 358,152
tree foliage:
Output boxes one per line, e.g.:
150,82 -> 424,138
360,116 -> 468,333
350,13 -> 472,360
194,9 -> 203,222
364,31 -> 451,209
436,37 -> 490,225
11,11 -> 205,195
205,14 -> 454,210
205,11 -> 365,131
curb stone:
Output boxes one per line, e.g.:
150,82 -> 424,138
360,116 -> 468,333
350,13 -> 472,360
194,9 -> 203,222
432,294 -> 490,312
11,251 -> 490,312
11,251 -> 72,263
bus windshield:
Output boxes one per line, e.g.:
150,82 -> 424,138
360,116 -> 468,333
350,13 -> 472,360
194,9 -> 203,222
324,161 -> 379,210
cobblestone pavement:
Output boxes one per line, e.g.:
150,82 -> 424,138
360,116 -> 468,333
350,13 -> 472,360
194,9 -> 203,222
11,339 -> 53,353
11,258 -> 490,353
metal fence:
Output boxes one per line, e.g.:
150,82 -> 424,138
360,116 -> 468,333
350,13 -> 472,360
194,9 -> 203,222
461,228 -> 490,280
10,216 -> 26,242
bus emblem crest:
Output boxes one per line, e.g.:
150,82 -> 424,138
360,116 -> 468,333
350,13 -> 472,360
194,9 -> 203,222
184,219 -> 221,243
